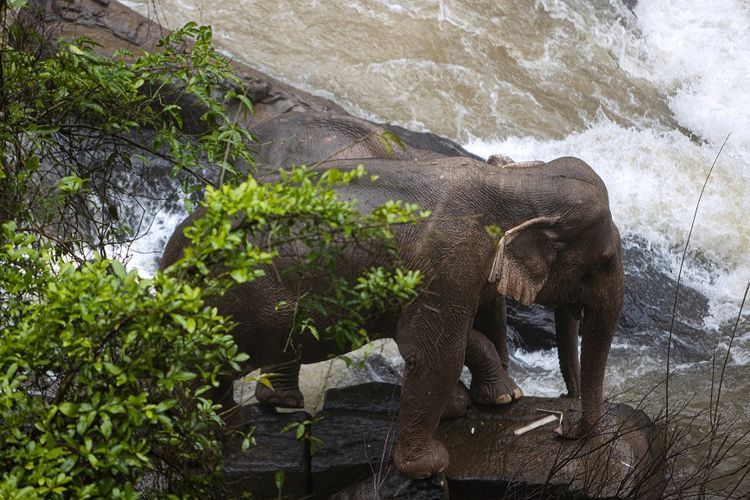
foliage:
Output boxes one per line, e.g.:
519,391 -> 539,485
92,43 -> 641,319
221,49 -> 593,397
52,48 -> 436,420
0,222 -> 246,497
165,165 -> 428,349
0,165 -> 425,497
1,6 -> 254,262
0,3 -> 426,497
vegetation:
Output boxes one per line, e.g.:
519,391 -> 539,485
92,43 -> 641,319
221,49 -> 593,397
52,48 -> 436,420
0,1 -> 424,497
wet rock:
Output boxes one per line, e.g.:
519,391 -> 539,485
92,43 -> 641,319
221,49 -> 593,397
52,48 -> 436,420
313,383 -> 664,500
221,404 -> 311,499
620,237 -> 713,363
330,471 -> 449,500
310,410 -> 399,498
506,301 -> 557,352
384,124 -> 482,161
312,383 -> 446,499
331,352 -> 404,392
323,381 -> 401,415
621,238 -> 709,332
441,398 -> 665,499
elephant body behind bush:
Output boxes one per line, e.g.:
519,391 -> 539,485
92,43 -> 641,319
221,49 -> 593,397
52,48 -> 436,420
160,155 -> 624,478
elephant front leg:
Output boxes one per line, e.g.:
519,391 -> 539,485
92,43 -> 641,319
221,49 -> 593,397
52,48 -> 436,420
555,306 -> 581,398
465,328 -> 522,404
394,326 -> 467,478
254,363 -> 304,408
557,302 -> 617,439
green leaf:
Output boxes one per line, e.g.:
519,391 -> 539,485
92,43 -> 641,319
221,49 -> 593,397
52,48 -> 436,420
110,260 -> 128,280
57,175 -> 85,194
58,402 -> 77,417
275,471 -> 285,493
68,44 -> 86,55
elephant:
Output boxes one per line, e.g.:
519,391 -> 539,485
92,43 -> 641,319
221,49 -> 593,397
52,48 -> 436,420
250,114 -> 585,401
160,155 -> 624,479
486,153 -> 583,398
246,111 -> 523,406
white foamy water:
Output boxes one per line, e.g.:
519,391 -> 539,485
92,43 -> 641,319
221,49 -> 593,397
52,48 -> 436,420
124,206 -> 187,276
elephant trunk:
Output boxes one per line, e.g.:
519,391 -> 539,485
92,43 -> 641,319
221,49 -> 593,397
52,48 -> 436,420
578,263 -> 624,432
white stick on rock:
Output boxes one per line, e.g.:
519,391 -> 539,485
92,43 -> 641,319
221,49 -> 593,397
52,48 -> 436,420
513,414 -> 559,436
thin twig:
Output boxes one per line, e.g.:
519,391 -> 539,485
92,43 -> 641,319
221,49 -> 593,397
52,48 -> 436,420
665,133 -> 730,425
714,280 -> 750,418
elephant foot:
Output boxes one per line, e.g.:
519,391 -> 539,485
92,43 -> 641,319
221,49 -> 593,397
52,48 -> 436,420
442,382 -> 471,419
470,369 -> 523,405
255,382 -> 304,409
394,437 -> 449,479
558,391 -> 580,399
554,404 -> 596,439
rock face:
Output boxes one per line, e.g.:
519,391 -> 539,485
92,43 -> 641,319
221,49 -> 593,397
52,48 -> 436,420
221,405 -> 311,499
222,383 -> 664,499
439,398 -> 664,499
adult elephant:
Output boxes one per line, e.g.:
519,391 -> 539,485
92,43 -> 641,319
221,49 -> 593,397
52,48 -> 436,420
247,111 -> 523,406
251,114 -> 584,401
487,153 -> 583,398
161,155 -> 624,478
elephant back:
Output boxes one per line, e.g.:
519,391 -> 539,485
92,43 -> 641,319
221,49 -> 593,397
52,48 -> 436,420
250,112 -> 441,176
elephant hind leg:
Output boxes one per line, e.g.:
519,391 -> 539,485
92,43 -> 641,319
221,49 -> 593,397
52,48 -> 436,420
442,382 -> 471,419
465,328 -> 523,405
255,363 -> 304,409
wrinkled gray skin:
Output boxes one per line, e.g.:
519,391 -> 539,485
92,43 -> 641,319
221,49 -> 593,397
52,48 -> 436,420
250,112 -> 443,178
161,155 -> 624,479
487,153 -> 582,398
248,112 -> 523,406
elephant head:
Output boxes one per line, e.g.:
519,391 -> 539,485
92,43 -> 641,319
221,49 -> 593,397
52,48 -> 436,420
488,158 -> 624,436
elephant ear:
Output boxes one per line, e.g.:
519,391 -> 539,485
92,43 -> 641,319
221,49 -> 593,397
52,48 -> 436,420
489,217 -> 559,306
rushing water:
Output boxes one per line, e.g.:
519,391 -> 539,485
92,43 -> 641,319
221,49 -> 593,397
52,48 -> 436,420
124,0 -> 750,493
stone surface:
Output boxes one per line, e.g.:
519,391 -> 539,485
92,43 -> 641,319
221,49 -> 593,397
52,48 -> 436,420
440,398 -> 665,499
619,238 -> 713,363
311,390 -> 400,500
384,123 -> 481,161
221,404 -> 311,499
322,380 -> 402,415
312,383 -> 665,500
330,471 -> 449,500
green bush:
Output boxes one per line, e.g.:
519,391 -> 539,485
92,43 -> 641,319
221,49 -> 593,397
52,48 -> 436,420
0,165 -> 425,497
0,222 -> 244,497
